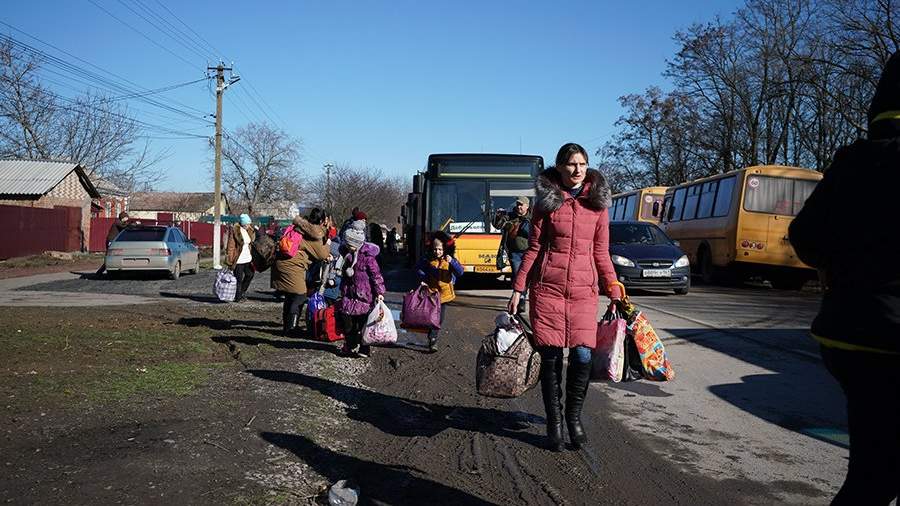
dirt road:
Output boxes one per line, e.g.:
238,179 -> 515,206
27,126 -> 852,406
2,261 -> 772,504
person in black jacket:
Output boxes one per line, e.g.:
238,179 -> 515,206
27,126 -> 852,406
95,212 -> 129,276
789,52 -> 900,505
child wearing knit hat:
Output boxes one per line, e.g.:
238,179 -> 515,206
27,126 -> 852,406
336,227 -> 385,358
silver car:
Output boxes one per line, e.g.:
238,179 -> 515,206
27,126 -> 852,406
105,225 -> 200,279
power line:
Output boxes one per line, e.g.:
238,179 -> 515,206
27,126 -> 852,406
86,0 -> 199,70
153,0 -> 227,61
0,25 -> 211,119
0,33 -> 212,124
121,0 -> 213,62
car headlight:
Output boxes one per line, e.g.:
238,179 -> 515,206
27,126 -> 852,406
674,255 -> 690,268
611,255 -> 635,268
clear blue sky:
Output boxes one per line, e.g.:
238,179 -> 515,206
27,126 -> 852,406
4,0 -> 742,192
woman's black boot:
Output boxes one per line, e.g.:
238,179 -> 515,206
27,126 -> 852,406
540,355 -> 564,451
565,358 -> 592,449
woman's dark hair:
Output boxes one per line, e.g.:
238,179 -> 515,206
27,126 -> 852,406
307,207 -> 326,225
555,142 -> 589,168
427,230 -> 456,257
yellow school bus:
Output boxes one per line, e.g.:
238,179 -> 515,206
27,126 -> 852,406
610,186 -> 668,223
659,165 -> 822,289
405,153 -> 543,274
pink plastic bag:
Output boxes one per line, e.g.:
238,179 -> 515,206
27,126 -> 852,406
591,309 -> 627,382
362,301 -> 398,345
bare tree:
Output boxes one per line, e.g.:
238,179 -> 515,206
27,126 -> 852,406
0,40 -> 167,191
217,122 -> 303,216
307,163 -> 406,227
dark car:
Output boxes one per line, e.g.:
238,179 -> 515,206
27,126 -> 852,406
609,221 -> 690,295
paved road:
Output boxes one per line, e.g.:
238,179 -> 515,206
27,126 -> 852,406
453,280 -> 845,503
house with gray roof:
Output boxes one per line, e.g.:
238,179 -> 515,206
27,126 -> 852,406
0,159 -> 101,253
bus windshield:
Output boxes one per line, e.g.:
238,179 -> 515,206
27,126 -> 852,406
743,176 -> 818,216
429,181 -> 486,233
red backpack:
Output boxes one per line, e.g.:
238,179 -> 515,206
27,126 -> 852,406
278,226 -> 303,258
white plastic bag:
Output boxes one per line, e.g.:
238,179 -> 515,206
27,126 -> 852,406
362,300 -> 398,345
214,269 -> 237,302
494,312 -> 523,354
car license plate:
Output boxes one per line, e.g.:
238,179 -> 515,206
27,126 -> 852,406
642,268 -> 671,278
474,265 -> 496,273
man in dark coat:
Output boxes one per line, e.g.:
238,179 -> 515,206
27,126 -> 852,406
492,196 -> 531,313
789,51 -> 900,505
96,212 -> 129,276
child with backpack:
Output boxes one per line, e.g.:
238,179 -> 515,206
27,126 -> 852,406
415,231 -> 464,352
336,220 -> 385,358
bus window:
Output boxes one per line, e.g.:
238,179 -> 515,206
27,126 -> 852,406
743,176 -> 816,216
713,176 -> 736,217
661,196 -> 671,222
682,184 -> 701,220
670,187 -> 687,221
488,181 -> 534,232
430,181 -> 486,232
792,180 -> 817,214
623,194 -> 637,221
696,181 -> 718,219
640,193 -> 663,220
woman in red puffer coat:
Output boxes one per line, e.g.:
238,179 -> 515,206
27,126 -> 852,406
508,142 -> 622,451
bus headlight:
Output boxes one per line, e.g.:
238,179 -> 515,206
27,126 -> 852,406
674,255 -> 690,268
611,255 -> 635,268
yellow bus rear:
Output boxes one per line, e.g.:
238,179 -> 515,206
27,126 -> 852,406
660,165 -> 822,288
610,186 -> 668,223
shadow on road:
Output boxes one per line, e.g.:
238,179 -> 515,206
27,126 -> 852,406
260,431 -> 495,505
666,328 -> 847,448
248,369 -> 546,447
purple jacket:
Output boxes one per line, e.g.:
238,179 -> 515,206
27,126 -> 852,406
337,242 -> 386,315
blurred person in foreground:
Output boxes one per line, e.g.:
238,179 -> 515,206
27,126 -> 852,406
790,52 -> 900,505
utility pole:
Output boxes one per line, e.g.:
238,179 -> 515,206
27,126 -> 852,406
324,162 -> 334,212
208,62 -> 239,269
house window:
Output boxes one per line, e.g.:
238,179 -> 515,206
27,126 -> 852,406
105,201 -> 112,218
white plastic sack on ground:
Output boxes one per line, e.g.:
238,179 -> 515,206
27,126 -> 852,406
214,269 -> 236,302
362,300 -> 398,345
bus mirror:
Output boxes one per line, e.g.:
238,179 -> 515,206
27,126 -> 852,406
652,201 -> 660,217
672,240 -> 680,247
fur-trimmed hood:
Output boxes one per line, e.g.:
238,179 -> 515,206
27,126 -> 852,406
534,168 -> 611,214
292,216 -> 325,241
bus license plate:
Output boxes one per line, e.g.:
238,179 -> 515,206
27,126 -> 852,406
642,268 -> 671,278
474,265 -> 496,273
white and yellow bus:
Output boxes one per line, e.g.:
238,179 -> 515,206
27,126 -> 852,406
659,165 -> 822,289
610,186 -> 668,223
406,153 -> 543,274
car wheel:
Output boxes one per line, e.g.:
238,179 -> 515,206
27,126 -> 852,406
170,261 -> 181,280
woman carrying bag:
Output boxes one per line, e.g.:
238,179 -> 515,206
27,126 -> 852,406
508,143 -> 622,451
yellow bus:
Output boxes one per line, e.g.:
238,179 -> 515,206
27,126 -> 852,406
659,165 -> 822,289
610,186 -> 668,223
406,153 -> 543,274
